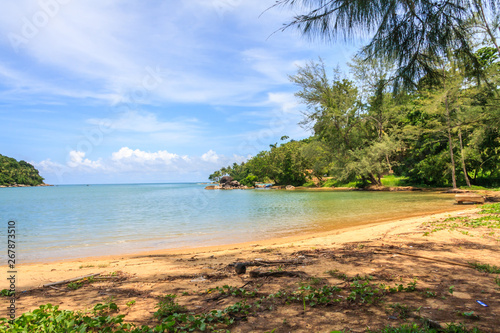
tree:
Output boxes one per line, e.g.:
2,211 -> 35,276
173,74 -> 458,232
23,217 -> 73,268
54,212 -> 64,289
290,60 -> 362,157
291,59 -> 400,185
0,154 -> 44,186
275,0 -> 493,91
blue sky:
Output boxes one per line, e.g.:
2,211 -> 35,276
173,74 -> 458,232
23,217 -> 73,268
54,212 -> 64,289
0,0 -> 361,184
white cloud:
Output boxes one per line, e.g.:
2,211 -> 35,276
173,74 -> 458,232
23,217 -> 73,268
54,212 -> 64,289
36,147 -> 249,184
111,147 -> 179,164
201,149 -> 219,163
0,1 -> 327,107
267,92 -> 300,114
87,111 -> 200,133
67,150 -> 102,169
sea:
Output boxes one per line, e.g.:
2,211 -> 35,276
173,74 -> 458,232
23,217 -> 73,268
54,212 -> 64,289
0,183 -> 459,263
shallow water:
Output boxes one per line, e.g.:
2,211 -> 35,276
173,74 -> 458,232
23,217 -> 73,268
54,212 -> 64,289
0,183 -> 458,262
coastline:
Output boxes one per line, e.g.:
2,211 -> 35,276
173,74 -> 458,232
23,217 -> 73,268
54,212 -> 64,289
6,206 -> 479,290
8,203 -> 472,265
2,204 -> 499,331
0,183 -> 52,188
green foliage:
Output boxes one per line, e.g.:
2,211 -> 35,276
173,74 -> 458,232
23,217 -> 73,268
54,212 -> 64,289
240,173 -> 258,187
0,302 -> 127,332
375,323 -> 482,333
381,175 -> 408,187
0,289 -> 14,297
209,49 -> 500,190
0,154 -> 44,186
67,282 -> 83,290
388,303 -> 414,319
480,203 -> 500,215
153,294 -> 187,319
209,285 -> 258,298
468,262 -> 500,274
321,178 -> 336,187
211,139 -> 310,186
457,311 -> 480,320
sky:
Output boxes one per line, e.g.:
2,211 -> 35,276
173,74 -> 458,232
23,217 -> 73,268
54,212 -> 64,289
0,0 -> 362,184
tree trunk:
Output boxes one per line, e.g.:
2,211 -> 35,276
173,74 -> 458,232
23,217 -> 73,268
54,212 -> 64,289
445,94 -> 457,189
369,173 -> 381,186
476,0 -> 500,57
458,129 -> 471,187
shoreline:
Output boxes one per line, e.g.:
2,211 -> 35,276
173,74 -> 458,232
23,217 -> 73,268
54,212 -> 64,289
9,203 -> 472,266
0,183 -> 52,188
2,203 -> 499,331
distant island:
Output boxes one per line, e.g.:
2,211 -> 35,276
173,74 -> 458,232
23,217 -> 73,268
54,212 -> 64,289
0,154 -> 47,187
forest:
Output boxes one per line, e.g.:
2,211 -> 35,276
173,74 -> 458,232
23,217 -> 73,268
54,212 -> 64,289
210,48 -> 500,189
0,154 -> 45,186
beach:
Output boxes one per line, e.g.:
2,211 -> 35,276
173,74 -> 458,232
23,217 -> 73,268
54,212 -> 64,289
2,203 -> 499,332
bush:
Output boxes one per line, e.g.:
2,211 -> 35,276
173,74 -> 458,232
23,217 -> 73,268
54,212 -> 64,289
322,179 -> 336,187
240,174 -> 258,187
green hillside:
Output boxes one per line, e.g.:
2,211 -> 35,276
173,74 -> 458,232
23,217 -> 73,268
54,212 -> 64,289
0,154 -> 45,186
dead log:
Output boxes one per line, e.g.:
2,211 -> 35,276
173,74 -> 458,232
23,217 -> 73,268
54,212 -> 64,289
230,259 -> 304,268
249,270 -> 308,278
42,273 -> 102,288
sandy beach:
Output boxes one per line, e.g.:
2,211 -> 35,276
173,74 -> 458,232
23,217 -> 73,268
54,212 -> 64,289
2,199 -> 499,332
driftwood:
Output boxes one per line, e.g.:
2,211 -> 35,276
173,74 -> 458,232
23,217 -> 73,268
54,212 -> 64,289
249,270 -> 308,278
230,259 -> 304,268
374,250 -> 472,268
42,273 -> 102,288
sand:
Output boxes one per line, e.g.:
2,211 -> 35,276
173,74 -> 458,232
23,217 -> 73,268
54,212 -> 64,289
1,202 -> 499,332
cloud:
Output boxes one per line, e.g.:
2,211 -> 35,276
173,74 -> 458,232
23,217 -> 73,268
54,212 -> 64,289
35,147 -> 249,184
111,147 -> 179,163
87,111 -> 200,133
0,1 -> 329,107
201,149 -> 219,163
67,150 -> 102,169
85,111 -> 203,146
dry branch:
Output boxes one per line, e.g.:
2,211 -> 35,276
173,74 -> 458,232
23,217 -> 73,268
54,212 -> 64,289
249,270 -> 308,278
42,273 -> 102,287
230,259 -> 304,268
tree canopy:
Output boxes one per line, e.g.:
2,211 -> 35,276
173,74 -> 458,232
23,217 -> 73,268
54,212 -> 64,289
274,0 -> 500,91
209,51 -> 500,188
0,154 -> 45,186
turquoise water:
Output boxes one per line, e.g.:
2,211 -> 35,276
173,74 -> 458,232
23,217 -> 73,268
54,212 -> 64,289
0,184 -> 457,262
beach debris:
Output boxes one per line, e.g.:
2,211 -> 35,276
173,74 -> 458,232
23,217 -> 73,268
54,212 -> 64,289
190,276 -> 207,283
423,318 -> 443,330
42,273 -> 103,288
228,258 -> 306,269
455,194 -> 485,204
234,263 -> 247,275
249,270 -> 308,278
476,300 -> 488,307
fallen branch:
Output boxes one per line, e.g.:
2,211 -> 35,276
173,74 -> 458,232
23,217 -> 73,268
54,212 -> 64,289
374,250 -> 471,268
230,259 -> 304,268
43,273 -> 102,288
249,270 -> 308,278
